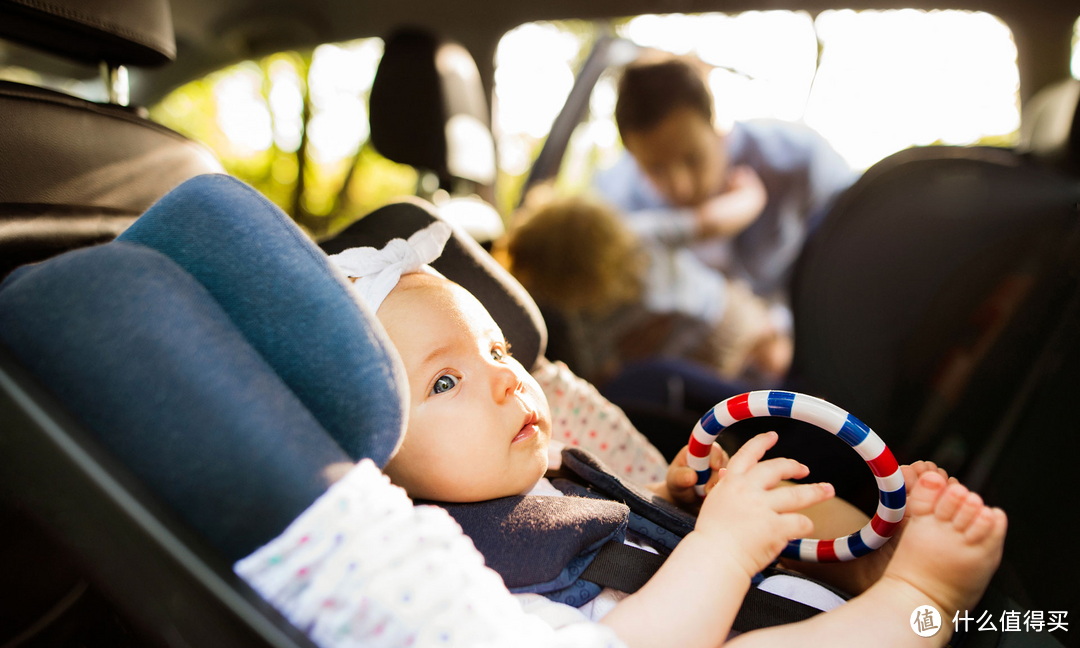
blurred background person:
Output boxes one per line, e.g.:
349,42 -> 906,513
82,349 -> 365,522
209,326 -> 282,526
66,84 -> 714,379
595,56 -> 858,308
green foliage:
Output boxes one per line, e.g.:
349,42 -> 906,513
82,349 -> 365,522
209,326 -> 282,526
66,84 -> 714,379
149,42 -> 418,239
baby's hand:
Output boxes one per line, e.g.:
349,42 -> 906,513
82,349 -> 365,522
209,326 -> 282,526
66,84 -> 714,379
663,443 -> 728,510
694,432 -> 835,579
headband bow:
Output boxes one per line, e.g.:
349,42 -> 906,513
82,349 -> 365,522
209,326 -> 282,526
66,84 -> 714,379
328,222 -> 453,312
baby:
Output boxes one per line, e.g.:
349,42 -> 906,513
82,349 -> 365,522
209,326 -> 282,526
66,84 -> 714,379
503,196 -> 791,384
332,223 -> 1007,648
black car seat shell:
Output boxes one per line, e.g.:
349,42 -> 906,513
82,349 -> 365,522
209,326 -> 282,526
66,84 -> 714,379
321,197 -> 548,371
0,0 -> 224,279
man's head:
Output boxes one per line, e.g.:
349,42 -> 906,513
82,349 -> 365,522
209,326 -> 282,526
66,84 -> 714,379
376,273 -> 552,502
615,58 -> 728,207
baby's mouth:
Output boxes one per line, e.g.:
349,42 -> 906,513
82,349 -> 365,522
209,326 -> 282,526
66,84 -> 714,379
513,410 -> 540,443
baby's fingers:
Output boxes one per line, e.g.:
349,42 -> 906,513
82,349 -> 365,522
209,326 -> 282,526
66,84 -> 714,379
769,482 -> 835,513
710,444 -> 729,471
670,466 -> 698,491
777,512 -> 816,541
747,456 -> 810,489
725,432 -> 779,474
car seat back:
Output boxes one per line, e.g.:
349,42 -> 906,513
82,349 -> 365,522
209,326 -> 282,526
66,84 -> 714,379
0,0 -> 224,279
793,146 -> 1080,457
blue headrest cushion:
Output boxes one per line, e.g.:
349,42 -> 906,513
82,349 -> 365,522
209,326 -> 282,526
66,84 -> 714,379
0,242 -> 353,561
119,175 -> 406,466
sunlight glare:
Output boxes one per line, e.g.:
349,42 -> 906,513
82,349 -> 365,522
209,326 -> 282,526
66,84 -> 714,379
1072,17 -> 1080,79
305,39 -> 382,163
806,9 -> 1019,168
494,22 -> 580,139
267,58 -> 304,152
214,64 -> 273,155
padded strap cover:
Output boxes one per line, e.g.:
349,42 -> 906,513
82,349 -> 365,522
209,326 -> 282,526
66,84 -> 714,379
437,494 -> 629,592
560,447 -> 697,539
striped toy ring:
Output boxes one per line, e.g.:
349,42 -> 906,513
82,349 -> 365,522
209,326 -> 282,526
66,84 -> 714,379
688,390 -> 906,562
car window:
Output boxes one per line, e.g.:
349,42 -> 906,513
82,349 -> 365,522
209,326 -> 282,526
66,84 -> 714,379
494,10 -> 1023,208
149,39 -> 418,238
1073,16 -> 1080,79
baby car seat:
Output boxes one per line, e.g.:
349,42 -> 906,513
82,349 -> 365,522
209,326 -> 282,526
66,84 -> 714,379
0,174 -> 407,646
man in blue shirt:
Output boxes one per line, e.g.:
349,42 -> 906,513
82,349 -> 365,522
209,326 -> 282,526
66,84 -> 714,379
595,58 -> 858,303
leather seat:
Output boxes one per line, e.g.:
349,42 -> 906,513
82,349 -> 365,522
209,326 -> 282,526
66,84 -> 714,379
0,0 -> 223,279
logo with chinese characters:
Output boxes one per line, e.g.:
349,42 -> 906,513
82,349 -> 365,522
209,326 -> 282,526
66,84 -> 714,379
911,605 -> 942,637
953,609 -> 1069,634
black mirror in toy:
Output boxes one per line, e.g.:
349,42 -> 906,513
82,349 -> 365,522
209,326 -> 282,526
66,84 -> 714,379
688,390 -> 906,563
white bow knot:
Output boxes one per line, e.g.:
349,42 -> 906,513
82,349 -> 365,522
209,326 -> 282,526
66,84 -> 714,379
328,222 -> 452,312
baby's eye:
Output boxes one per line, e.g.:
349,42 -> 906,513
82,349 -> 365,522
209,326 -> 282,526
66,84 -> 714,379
431,374 -> 458,395
491,341 -> 512,362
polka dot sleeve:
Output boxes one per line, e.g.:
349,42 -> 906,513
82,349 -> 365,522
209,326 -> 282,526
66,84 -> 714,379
532,358 -> 668,484
235,460 -> 626,648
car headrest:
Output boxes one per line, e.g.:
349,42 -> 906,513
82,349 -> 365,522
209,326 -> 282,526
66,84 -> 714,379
119,174 -> 408,466
0,0 -> 175,67
0,81 -> 224,278
0,242 -> 356,562
1019,78 -> 1080,172
320,198 -> 547,371
368,27 -> 496,186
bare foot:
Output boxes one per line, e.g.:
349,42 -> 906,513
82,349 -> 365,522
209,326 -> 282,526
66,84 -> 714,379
880,471 -> 1007,620
841,461 -> 959,592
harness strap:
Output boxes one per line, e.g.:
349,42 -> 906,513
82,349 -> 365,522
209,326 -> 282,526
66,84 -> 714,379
732,588 -> 824,631
578,542 -> 666,593
580,542 -> 825,630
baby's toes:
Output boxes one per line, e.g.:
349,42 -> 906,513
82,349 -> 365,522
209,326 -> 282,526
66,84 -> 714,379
963,506 -> 999,544
952,492 -> 984,532
934,483 -> 970,522
908,471 -> 948,516
901,465 -> 918,493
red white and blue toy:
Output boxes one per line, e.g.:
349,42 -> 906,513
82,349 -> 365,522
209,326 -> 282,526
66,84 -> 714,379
687,390 -> 906,562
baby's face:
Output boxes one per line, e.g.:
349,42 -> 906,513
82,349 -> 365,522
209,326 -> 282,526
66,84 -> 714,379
378,273 -> 552,502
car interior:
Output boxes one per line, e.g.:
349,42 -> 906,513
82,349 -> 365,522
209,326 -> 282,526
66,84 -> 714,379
1,0 -> 1079,645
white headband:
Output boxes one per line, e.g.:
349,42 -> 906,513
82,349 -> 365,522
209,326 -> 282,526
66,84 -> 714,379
328,221 -> 453,312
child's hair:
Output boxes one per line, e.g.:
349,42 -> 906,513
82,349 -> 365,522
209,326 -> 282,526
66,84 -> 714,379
615,57 -> 714,138
505,196 -> 646,315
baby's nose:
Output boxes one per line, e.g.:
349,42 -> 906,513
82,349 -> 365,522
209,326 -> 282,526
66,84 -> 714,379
492,364 -> 522,401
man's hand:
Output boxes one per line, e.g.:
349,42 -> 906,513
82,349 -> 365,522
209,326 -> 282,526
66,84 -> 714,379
695,165 -> 767,239
694,431 -> 835,579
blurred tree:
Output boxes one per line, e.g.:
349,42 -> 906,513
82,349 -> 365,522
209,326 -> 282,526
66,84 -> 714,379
150,40 -> 418,239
